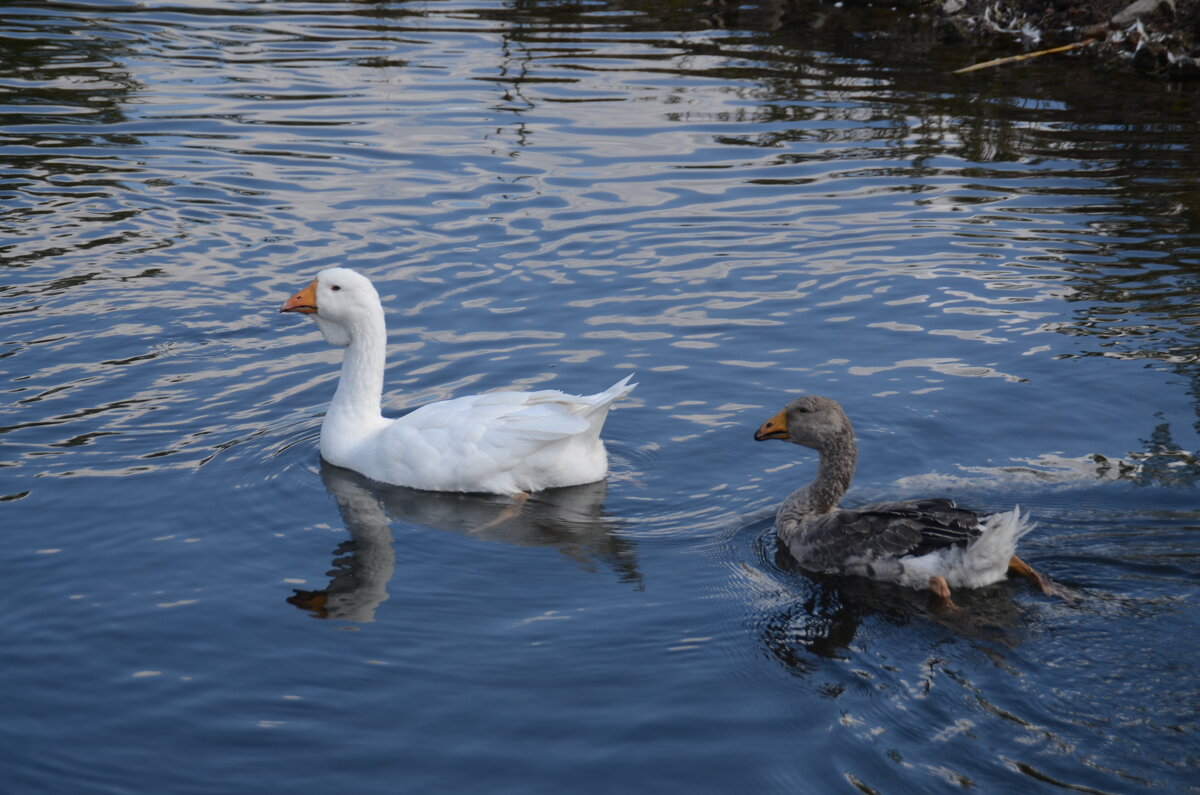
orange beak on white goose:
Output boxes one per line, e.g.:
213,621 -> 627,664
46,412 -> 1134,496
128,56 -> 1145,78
754,409 -> 789,441
280,279 -> 319,314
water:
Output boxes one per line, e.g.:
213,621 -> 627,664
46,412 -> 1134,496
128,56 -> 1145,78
3,1 -> 1199,792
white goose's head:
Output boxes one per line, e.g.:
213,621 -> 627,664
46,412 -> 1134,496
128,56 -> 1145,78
280,267 -> 382,347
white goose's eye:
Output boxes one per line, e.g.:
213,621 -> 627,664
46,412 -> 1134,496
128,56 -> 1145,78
331,285 -> 341,291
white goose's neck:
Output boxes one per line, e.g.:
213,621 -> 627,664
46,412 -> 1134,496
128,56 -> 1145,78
324,309 -> 387,443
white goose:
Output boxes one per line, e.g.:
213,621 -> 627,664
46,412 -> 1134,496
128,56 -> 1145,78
280,268 -> 634,495
754,395 -> 1058,608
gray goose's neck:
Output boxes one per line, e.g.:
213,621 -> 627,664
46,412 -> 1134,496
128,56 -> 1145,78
781,432 -> 858,529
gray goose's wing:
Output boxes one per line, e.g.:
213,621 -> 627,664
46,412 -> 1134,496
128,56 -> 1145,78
799,498 -> 982,572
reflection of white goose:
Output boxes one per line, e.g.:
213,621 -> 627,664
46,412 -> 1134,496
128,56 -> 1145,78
289,461 -> 641,621
280,268 -> 635,495
288,462 -> 397,622
754,396 -> 1058,609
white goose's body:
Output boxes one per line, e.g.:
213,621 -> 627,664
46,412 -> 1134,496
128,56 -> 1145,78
282,268 -> 634,495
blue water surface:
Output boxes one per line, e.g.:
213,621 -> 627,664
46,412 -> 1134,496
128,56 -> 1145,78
3,1 -> 1198,792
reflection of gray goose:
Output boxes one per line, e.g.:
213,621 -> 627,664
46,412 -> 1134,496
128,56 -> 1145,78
754,396 -> 1055,609
289,462 -> 641,620
279,268 -> 634,495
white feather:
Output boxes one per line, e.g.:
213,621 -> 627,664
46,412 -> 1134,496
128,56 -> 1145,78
898,507 -> 1035,590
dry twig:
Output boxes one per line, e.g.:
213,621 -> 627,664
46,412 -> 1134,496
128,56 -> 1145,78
953,39 -> 1098,74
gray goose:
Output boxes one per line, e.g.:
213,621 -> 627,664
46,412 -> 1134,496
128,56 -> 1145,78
754,395 -> 1055,608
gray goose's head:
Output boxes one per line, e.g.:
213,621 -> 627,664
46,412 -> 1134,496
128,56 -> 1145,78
753,395 -> 853,451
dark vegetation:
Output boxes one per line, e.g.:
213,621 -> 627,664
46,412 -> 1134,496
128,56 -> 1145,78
935,0 -> 1200,78
697,0 -> 1200,77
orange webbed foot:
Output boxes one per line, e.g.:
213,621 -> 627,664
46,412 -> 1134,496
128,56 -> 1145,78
1009,555 -> 1074,602
471,491 -> 529,534
928,575 -> 959,612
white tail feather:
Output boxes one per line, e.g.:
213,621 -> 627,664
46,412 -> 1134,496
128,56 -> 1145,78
959,506 -> 1036,584
899,505 -> 1036,590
